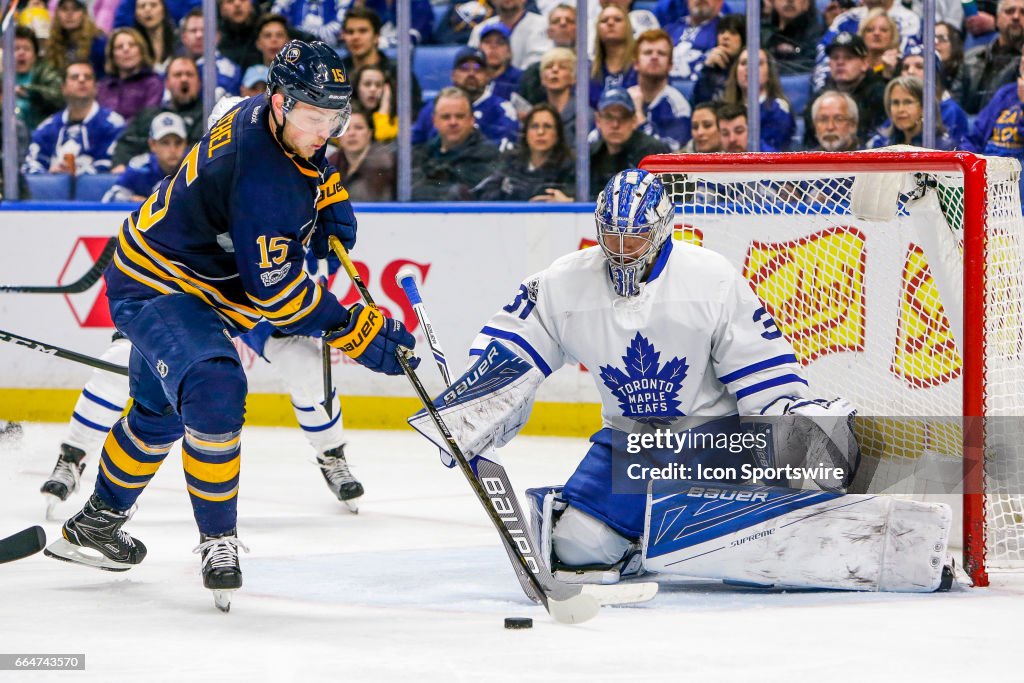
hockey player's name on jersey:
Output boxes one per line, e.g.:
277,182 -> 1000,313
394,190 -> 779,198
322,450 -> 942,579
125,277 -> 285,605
208,106 -> 239,157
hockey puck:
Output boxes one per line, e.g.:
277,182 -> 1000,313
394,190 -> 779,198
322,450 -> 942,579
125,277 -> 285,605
504,617 -> 533,630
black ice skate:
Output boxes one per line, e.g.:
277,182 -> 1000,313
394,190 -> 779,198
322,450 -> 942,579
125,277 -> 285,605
317,445 -> 364,513
43,493 -> 146,571
194,530 -> 249,612
40,443 -> 87,519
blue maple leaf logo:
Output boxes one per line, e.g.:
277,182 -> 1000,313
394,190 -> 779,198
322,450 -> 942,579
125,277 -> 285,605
599,333 -> 688,426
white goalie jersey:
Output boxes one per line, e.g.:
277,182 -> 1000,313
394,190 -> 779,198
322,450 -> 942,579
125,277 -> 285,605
470,241 -> 814,432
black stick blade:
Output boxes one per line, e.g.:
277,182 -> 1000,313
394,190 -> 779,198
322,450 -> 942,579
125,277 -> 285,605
0,526 -> 46,564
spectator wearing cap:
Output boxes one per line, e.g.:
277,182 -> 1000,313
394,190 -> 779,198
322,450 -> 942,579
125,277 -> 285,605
97,27 -> 165,123
590,5 -> 638,108
468,0 -> 552,70
663,0 -> 726,80
628,28 -> 692,151
217,0 -> 261,70
23,61 -> 126,175
589,86 -> 670,199
806,32 -> 886,146
240,65 -> 268,97
480,23 -> 524,101
270,0 -> 347,47
518,3 -> 577,106
412,87 -> 499,201
411,47 -> 520,148
110,56 -> 203,170
808,90 -> 861,151
899,41 -> 968,145
9,26 -> 64,131
959,0 -> 1024,114
761,0 -> 822,75
178,8 -> 242,95
104,112 -> 188,202
340,7 -> 422,115
45,0 -> 108,77
812,0 -> 921,93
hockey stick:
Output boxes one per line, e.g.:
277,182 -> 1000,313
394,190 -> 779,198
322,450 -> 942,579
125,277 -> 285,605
0,329 -> 128,375
331,237 -> 656,623
1,0 -> 18,34
0,237 -> 116,294
0,526 -> 46,564
316,259 -> 333,419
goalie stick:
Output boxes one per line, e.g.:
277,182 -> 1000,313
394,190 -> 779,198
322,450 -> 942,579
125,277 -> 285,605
0,329 -> 128,375
332,237 -> 656,623
0,237 -> 116,294
0,526 -> 46,564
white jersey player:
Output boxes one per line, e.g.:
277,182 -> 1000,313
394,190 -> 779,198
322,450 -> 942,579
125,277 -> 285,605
431,169 -> 955,593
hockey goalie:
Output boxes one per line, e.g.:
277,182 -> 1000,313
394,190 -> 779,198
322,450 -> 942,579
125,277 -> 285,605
410,169 -> 954,594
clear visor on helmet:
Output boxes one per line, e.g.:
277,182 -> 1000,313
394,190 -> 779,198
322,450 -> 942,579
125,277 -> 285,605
285,100 -> 351,138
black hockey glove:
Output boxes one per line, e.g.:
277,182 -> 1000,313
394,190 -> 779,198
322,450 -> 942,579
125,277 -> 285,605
325,303 -> 420,376
312,169 -> 357,258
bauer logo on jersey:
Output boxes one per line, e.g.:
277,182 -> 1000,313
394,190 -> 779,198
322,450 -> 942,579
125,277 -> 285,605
599,333 -> 687,426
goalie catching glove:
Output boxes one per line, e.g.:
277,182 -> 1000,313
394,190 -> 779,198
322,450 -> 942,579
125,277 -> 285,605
311,168 -> 357,258
325,303 -> 418,375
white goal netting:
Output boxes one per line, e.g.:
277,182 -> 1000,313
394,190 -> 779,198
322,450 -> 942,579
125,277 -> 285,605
650,148 -> 1024,582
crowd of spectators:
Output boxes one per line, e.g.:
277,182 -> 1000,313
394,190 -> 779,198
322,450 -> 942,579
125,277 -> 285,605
3,0 -> 1024,203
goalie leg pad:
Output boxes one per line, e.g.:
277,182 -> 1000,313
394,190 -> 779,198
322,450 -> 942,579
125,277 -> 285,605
644,481 -> 951,592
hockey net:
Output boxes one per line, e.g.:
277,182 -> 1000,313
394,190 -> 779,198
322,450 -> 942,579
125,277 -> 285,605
642,147 -> 1024,586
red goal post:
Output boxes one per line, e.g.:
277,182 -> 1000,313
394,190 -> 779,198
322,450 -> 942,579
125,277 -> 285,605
640,148 -> 1024,586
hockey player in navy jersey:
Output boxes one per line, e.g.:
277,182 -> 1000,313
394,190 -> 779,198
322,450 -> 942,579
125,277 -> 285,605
44,40 -> 419,611
413,168 -> 954,593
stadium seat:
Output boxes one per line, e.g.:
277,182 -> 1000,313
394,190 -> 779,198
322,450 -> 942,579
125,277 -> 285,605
724,0 -> 746,15
964,30 -> 997,52
433,3 -> 447,37
75,174 -> 118,201
24,174 -> 72,201
781,73 -> 811,116
414,45 -> 461,100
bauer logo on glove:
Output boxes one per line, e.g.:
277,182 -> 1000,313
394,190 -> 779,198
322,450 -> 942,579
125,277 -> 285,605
325,303 -> 418,375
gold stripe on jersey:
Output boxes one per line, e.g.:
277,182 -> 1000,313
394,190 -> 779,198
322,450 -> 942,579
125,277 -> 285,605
98,458 -> 149,489
112,251 -> 176,295
187,482 -> 239,502
183,450 -> 241,484
261,285 -> 323,327
247,270 -> 307,307
103,435 -> 163,477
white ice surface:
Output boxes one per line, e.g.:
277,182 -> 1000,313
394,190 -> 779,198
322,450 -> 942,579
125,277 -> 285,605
0,423 -> 1021,682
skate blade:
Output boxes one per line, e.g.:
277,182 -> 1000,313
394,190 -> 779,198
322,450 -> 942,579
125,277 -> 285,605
42,493 -> 63,522
212,590 -> 234,612
342,496 -> 361,514
43,538 -> 134,572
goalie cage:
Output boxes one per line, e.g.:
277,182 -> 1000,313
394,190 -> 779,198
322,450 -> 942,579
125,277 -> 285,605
640,146 -> 1024,587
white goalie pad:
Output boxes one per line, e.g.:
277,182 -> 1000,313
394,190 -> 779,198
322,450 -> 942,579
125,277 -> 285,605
644,482 -> 952,592
408,341 -> 543,460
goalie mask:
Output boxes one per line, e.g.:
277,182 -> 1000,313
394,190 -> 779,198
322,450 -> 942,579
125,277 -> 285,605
595,169 -> 674,297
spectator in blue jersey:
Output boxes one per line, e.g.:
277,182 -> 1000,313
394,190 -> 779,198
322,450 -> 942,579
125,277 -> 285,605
812,0 -> 921,93
178,9 -> 241,94
104,112 -> 188,202
110,56 -> 203,170
97,28 -> 165,123
627,28 -> 692,151
899,42 -> 969,147
866,75 -> 956,149
693,13 -> 744,105
217,0 -> 262,70
718,102 -> 777,152
468,0 -> 552,70
240,65 -> 269,97
411,47 -> 520,149
133,0 -> 178,70
664,0 -> 725,80
597,0 -> 662,38
23,61 -> 126,175
474,102 -> 576,201
961,56 -> 1024,159
589,86 -> 670,198
364,0 -> 435,47
412,87 -> 500,201
590,5 -> 637,108
340,7 -> 423,115
538,47 -> 589,142
480,23 -> 524,102
435,0 -> 497,45
45,0 -> 108,77
518,4 -> 576,106
762,0 -> 822,74
113,0 -> 200,29
722,48 -> 795,150
271,0 -> 347,46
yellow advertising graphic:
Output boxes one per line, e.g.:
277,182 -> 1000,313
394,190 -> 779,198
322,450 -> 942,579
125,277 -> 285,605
672,223 -> 703,246
891,244 -> 961,388
743,226 -> 867,362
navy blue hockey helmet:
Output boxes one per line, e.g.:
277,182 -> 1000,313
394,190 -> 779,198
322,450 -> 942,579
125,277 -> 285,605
595,169 -> 674,297
267,40 -> 353,110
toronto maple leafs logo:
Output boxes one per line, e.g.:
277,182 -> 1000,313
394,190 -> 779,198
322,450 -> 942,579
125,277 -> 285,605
599,333 -> 688,426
